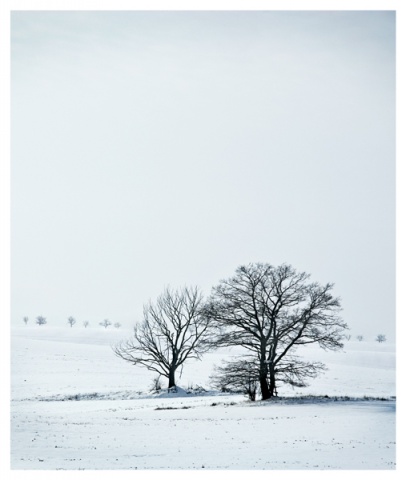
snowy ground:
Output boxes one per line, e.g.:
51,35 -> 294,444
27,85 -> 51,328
10,326 -> 396,470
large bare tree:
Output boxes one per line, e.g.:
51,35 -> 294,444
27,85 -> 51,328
203,263 -> 347,400
113,286 -> 213,389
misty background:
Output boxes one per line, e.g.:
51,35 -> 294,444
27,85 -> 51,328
10,11 -> 395,339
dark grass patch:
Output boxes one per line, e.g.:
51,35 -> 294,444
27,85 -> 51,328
154,406 -> 193,411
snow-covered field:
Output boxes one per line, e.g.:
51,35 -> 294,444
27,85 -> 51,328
10,326 -> 396,470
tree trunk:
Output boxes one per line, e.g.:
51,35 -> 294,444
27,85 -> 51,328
259,375 -> 271,400
168,367 -> 176,388
259,355 -> 271,400
269,370 -> 277,397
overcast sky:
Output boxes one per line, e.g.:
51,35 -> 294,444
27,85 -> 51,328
10,11 -> 395,339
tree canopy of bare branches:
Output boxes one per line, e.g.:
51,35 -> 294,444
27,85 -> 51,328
203,263 -> 347,400
113,286 -> 213,388
67,316 -> 76,328
210,356 -> 259,401
35,316 -> 47,326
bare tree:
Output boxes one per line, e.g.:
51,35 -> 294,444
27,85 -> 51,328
376,334 -> 387,343
203,263 -> 347,400
210,357 -> 259,401
114,322 -> 121,329
113,286 -> 213,389
100,319 -> 112,329
356,335 -> 364,342
23,316 -> 29,325
67,316 -> 76,328
36,316 -> 47,326
83,320 -> 90,328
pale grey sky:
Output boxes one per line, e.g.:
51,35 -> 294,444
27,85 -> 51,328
11,11 -> 395,339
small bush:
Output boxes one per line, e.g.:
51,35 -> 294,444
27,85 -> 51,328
150,376 -> 163,393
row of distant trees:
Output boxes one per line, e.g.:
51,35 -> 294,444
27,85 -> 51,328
22,316 -> 122,329
355,334 -> 387,343
22,315 -> 387,344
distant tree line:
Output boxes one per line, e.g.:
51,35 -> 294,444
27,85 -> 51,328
355,334 -> 387,343
21,316 -> 122,329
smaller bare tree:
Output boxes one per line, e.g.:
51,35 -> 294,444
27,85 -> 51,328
36,316 -> 47,326
210,358 -> 259,401
23,316 -> 29,325
114,322 -> 121,329
67,316 -> 76,328
114,286 -> 214,389
83,320 -> 90,328
356,335 -> 364,342
100,319 -> 112,329
376,334 -> 387,343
